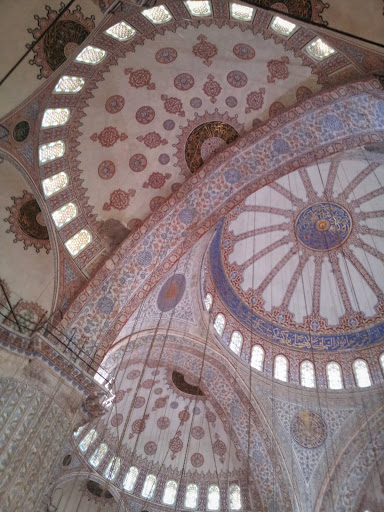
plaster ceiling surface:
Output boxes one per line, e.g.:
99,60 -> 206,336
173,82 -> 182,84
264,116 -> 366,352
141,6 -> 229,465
0,159 -> 55,319
76,21 -> 321,230
208,148 -> 384,349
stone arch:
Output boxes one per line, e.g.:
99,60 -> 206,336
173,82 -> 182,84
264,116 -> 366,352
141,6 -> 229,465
61,79 -> 384,365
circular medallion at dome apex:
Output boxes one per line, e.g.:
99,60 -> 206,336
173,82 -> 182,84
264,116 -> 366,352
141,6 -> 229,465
206,154 -> 384,349
291,411 -> 327,448
295,202 -> 352,251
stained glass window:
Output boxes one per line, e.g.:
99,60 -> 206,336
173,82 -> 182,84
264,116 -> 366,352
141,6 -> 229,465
306,38 -> 336,60
185,1 -> 212,16
75,45 -> 106,65
142,5 -> 172,24
89,443 -> 108,468
300,360 -> 316,388
104,456 -> 121,480
123,466 -> 139,492
42,172 -> 69,197
54,76 -> 85,94
380,353 -> 384,374
251,345 -> 264,371
229,484 -> 242,511
105,21 -> 136,41
214,313 -> 225,336
207,485 -> 220,510
39,141 -> 65,164
229,331 -> 243,355
230,3 -> 254,21
185,483 -> 198,509
65,229 -> 92,257
326,362 -> 343,390
52,202 -> 78,228
79,429 -> 97,452
163,480 -> 178,505
18,310 -> 37,333
73,425 -> 84,438
204,293 -> 213,312
353,359 -> 372,388
142,474 -> 156,499
270,16 -> 297,36
42,108 -> 70,128
274,355 -> 288,382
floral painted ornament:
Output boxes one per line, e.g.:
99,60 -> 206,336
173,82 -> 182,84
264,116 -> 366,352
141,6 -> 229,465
103,189 -> 136,210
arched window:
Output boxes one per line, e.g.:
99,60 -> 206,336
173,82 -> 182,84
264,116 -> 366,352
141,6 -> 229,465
300,360 -> 316,388
163,480 -> 178,505
54,76 -> 85,94
142,474 -> 156,499
185,1 -> 212,17
270,16 -> 297,36
42,108 -> 70,128
306,38 -> 336,61
229,484 -> 242,510
229,331 -> 243,355
207,484 -> 220,510
89,443 -> 108,468
123,466 -> 138,492
326,362 -> 343,390
42,172 -> 69,197
380,353 -> 384,374
274,355 -> 288,382
204,293 -> 213,312
214,313 -> 225,336
105,21 -> 136,41
73,425 -> 84,438
104,456 -> 121,480
251,345 -> 264,371
78,429 -> 97,453
39,141 -> 65,164
142,5 -> 172,24
75,45 -> 106,65
65,229 -> 92,257
185,483 -> 198,509
230,3 -> 254,21
52,203 -> 78,228
353,359 -> 372,388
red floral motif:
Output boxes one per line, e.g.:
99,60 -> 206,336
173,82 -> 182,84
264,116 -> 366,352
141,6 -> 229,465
103,188 -> 136,211
90,126 -> 128,147
150,196 -> 166,211
152,395 -> 169,410
129,414 -> 149,439
136,105 -> 155,125
191,453 -> 204,467
192,34 -> 218,66
161,94 -> 185,117
155,47 -> 177,64
98,160 -> 115,180
202,74 -> 222,103
137,131 -> 168,148
157,416 -> 170,430
267,56 -> 290,83
105,95 -> 125,114
206,408 -> 216,424
141,378 -> 159,389
133,396 -> 145,408
178,407 -> 190,426
296,86 -> 313,101
129,153 -> 147,173
124,67 -> 155,89
126,369 -> 140,379
191,426 -> 205,439
144,441 -> 157,455
269,101 -> 285,117
245,88 -> 265,113
172,182 -> 182,193
143,172 -> 171,189
174,73 -> 194,91
227,70 -> 248,88
113,390 -> 126,403
233,43 -> 255,60
213,434 -> 227,463
127,218 -> 143,231
169,430 -> 183,460
111,413 -> 123,427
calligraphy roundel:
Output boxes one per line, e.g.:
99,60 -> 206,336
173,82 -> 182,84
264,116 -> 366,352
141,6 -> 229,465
291,410 -> 327,448
157,274 -> 186,312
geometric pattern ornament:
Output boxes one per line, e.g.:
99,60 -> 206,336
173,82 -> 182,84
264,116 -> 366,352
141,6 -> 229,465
295,202 -> 352,251
291,410 -> 327,448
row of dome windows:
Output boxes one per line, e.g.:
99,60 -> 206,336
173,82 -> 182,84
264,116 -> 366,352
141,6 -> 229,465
204,294 -> 383,389
74,426 -> 242,510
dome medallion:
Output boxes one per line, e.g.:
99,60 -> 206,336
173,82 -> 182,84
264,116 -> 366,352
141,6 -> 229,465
295,202 -> 352,251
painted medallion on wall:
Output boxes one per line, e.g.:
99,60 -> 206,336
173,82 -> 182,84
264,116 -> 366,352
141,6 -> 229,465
291,410 -> 327,448
157,274 -> 186,312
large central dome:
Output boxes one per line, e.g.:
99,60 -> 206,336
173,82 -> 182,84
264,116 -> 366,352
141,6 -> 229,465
207,151 -> 384,350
